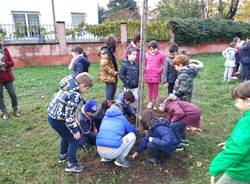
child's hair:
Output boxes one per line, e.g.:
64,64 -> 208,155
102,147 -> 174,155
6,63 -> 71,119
82,51 -> 88,58
75,72 -> 93,87
233,37 -> 240,43
127,47 -> 137,55
180,49 -> 187,55
168,43 -> 178,53
232,81 -> 250,100
71,46 -> 83,54
154,96 -> 166,108
133,34 -> 141,44
172,54 -> 189,66
105,35 -> 117,53
230,42 -> 236,48
124,90 -> 135,103
148,40 -> 158,49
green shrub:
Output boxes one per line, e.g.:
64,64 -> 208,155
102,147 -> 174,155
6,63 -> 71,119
170,18 -> 250,45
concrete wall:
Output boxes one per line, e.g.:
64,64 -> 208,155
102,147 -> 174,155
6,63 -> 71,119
5,41 -> 228,68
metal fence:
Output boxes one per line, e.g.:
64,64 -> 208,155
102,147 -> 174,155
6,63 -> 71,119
65,25 -> 103,43
0,24 -> 56,44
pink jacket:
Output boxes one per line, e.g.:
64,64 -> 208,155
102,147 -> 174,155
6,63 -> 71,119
165,99 -> 201,128
144,50 -> 165,83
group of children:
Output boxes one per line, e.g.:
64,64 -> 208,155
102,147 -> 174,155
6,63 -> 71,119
222,37 -> 250,82
47,35 -> 250,184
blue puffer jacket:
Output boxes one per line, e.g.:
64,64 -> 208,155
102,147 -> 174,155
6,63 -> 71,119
48,75 -> 83,134
115,92 -> 136,117
135,118 -> 179,155
96,105 -> 137,148
119,59 -> 139,89
72,55 -> 90,78
240,43 -> 250,64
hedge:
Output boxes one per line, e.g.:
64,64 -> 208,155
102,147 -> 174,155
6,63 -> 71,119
170,18 -> 250,45
67,19 -> 171,41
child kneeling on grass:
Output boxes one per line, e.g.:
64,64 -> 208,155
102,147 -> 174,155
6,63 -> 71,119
209,81 -> 250,184
78,99 -> 98,150
131,117 -> 179,163
155,95 -> 202,149
48,73 -> 93,173
96,104 -> 137,168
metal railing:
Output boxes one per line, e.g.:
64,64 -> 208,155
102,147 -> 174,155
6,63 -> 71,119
0,24 -> 57,44
65,25 -> 103,43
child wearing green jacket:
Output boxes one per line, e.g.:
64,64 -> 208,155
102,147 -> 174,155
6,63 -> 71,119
209,81 -> 250,184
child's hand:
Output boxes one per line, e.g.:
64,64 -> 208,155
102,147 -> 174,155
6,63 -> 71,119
130,152 -> 138,159
149,137 -> 154,142
73,132 -> 81,140
217,142 -> 225,149
210,176 -> 215,184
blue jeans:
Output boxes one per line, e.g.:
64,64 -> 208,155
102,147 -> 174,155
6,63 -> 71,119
79,132 -> 96,150
48,116 -> 79,164
169,121 -> 186,141
105,82 -> 117,100
241,64 -> 250,82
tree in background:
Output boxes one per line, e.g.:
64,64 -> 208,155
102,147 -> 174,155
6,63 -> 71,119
98,4 -> 107,24
235,0 -> 250,22
105,0 -> 140,20
156,0 -> 200,20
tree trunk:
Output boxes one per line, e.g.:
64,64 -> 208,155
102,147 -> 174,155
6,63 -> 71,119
225,0 -> 239,19
218,0 -> 223,16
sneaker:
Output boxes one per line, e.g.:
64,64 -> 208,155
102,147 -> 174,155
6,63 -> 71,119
13,111 -> 21,117
147,157 -> 161,164
147,102 -> 153,109
114,158 -> 130,168
175,146 -> 184,152
101,158 -> 112,162
232,76 -> 238,80
2,113 -> 9,120
58,153 -> 67,163
180,139 -> 190,147
65,162 -> 84,173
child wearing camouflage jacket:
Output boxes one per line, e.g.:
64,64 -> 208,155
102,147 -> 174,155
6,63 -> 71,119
48,73 -> 92,173
172,54 -> 198,102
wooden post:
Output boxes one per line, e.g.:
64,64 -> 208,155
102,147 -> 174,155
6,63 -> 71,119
136,0 -> 148,129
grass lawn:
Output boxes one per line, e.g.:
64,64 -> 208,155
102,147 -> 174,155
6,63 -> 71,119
0,54 -> 241,184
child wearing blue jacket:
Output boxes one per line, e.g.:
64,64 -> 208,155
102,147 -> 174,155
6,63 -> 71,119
48,73 -> 93,173
68,46 -> 90,78
96,104 -> 137,168
78,99 -> 98,150
131,117 -> 179,163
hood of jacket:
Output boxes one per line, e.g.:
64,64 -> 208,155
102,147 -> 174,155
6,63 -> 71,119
105,105 -> 123,118
59,75 -> 79,92
183,65 -> 198,78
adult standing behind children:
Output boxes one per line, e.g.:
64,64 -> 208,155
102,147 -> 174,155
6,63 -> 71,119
144,40 -> 166,108
172,54 -> 198,102
162,43 -> 179,94
68,46 -> 90,78
125,34 -> 140,64
99,35 -> 118,100
209,81 -> 250,184
96,104 -> 137,168
239,38 -> 250,82
48,73 -> 93,173
119,47 -> 139,101
0,35 -> 20,120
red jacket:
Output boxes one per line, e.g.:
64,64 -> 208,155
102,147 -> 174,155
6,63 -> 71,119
165,98 -> 201,128
0,48 -> 15,83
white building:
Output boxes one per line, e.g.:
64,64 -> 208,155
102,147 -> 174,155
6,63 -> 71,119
0,0 -> 99,25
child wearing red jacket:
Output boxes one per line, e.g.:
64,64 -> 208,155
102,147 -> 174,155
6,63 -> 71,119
156,94 -> 202,147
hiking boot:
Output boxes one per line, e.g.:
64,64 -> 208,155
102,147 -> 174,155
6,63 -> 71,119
2,113 -> 9,120
114,158 -> 130,168
13,111 -> 21,117
58,153 -> 67,163
65,162 -> 84,173
101,158 -> 112,162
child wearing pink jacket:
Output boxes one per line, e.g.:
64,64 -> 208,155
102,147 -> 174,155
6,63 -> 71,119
144,41 -> 166,108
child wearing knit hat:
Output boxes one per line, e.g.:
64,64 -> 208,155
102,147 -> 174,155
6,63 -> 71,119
78,99 -> 99,150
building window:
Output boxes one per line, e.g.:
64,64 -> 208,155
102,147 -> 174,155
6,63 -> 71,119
71,12 -> 86,26
12,11 -> 40,37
